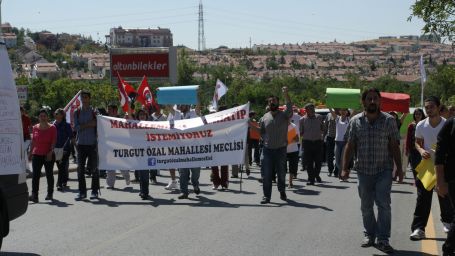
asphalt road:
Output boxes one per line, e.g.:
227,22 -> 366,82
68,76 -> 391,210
0,163 -> 446,256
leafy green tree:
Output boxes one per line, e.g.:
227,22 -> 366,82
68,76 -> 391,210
177,48 -> 197,84
409,0 -> 455,43
425,64 -> 455,103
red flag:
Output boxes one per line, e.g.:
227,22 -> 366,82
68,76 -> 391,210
123,81 -> 137,99
117,73 -> 131,113
137,76 -> 160,111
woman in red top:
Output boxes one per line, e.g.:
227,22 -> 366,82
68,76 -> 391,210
28,109 -> 57,203
405,108 -> 425,181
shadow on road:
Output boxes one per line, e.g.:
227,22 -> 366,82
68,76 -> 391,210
292,187 -> 321,196
144,196 -> 335,210
424,237 -> 446,242
390,190 -> 414,194
48,199 -> 73,207
0,252 -> 41,256
316,183 -> 349,189
373,250 -> 438,256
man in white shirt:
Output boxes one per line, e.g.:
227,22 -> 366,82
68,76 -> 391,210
167,105 -> 202,199
410,96 -> 454,241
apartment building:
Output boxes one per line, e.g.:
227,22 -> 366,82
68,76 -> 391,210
106,26 -> 173,48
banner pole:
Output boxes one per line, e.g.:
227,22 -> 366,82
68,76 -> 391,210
239,164 -> 243,192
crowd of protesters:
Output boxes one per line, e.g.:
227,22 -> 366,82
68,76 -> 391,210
21,88 -> 455,255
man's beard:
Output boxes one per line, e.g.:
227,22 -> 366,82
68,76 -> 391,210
269,103 -> 278,112
366,104 -> 379,114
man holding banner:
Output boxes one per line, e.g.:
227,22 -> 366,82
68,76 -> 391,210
258,87 -> 292,204
168,104 -> 202,199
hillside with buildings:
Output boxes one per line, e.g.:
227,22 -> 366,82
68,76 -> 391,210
189,36 -> 454,83
2,23 -> 454,84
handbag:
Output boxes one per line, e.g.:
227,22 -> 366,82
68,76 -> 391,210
54,147 -> 64,161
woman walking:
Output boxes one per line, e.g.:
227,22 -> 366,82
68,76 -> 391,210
29,109 -> 57,202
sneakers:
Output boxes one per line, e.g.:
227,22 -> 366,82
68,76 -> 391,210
443,222 -> 452,233
410,228 -> 425,241
45,193 -> 53,201
29,194 -> 38,203
75,193 -> 87,201
90,191 -> 99,200
165,180 -> 178,190
212,185 -> 219,190
376,240 -> 394,254
280,191 -> 287,201
260,197 -> 270,204
178,193 -> 188,199
361,235 -> 375,248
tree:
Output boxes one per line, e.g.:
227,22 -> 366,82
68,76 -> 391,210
409,0 -> 455,43
177,48 -> 197,84
425,64 -> 455,103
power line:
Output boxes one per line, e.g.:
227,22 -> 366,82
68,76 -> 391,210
205,5 -> 391,37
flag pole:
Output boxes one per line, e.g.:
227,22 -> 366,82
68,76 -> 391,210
419,55 -> 426,108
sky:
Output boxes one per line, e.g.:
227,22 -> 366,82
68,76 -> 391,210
2,0 -> 426,49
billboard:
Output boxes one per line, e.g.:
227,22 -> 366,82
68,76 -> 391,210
16,85 -> 28,103
110,47 -> 177,84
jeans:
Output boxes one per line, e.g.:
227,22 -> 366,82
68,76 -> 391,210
179,168 -> 200,195
262,147 -> 287,199
286,151 -> 299,176
150,170 -> 158,180
411,177 -> 454,231
32,155 -> 55,195
357,169 -> 392,242
334,141 -> 346,174
443,181 -> 455,254
248,139 -> 260,165
138,170 -> 150,196
326,136 -> 336,174
303,140 -> 323,182
77,144 -> 99,194
211,166 -> 229,187
56,150 -> 70,187
106,170 -> 130,187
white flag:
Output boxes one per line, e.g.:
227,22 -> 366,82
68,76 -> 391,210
63,90 -> 81,127
420,55 -> 426,84
212,79 -> 228,110
419,55 -> 426,108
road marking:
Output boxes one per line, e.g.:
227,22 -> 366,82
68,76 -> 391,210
421,211 -> 439,255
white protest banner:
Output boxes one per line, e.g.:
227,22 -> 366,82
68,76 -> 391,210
98,103 -> 249,170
